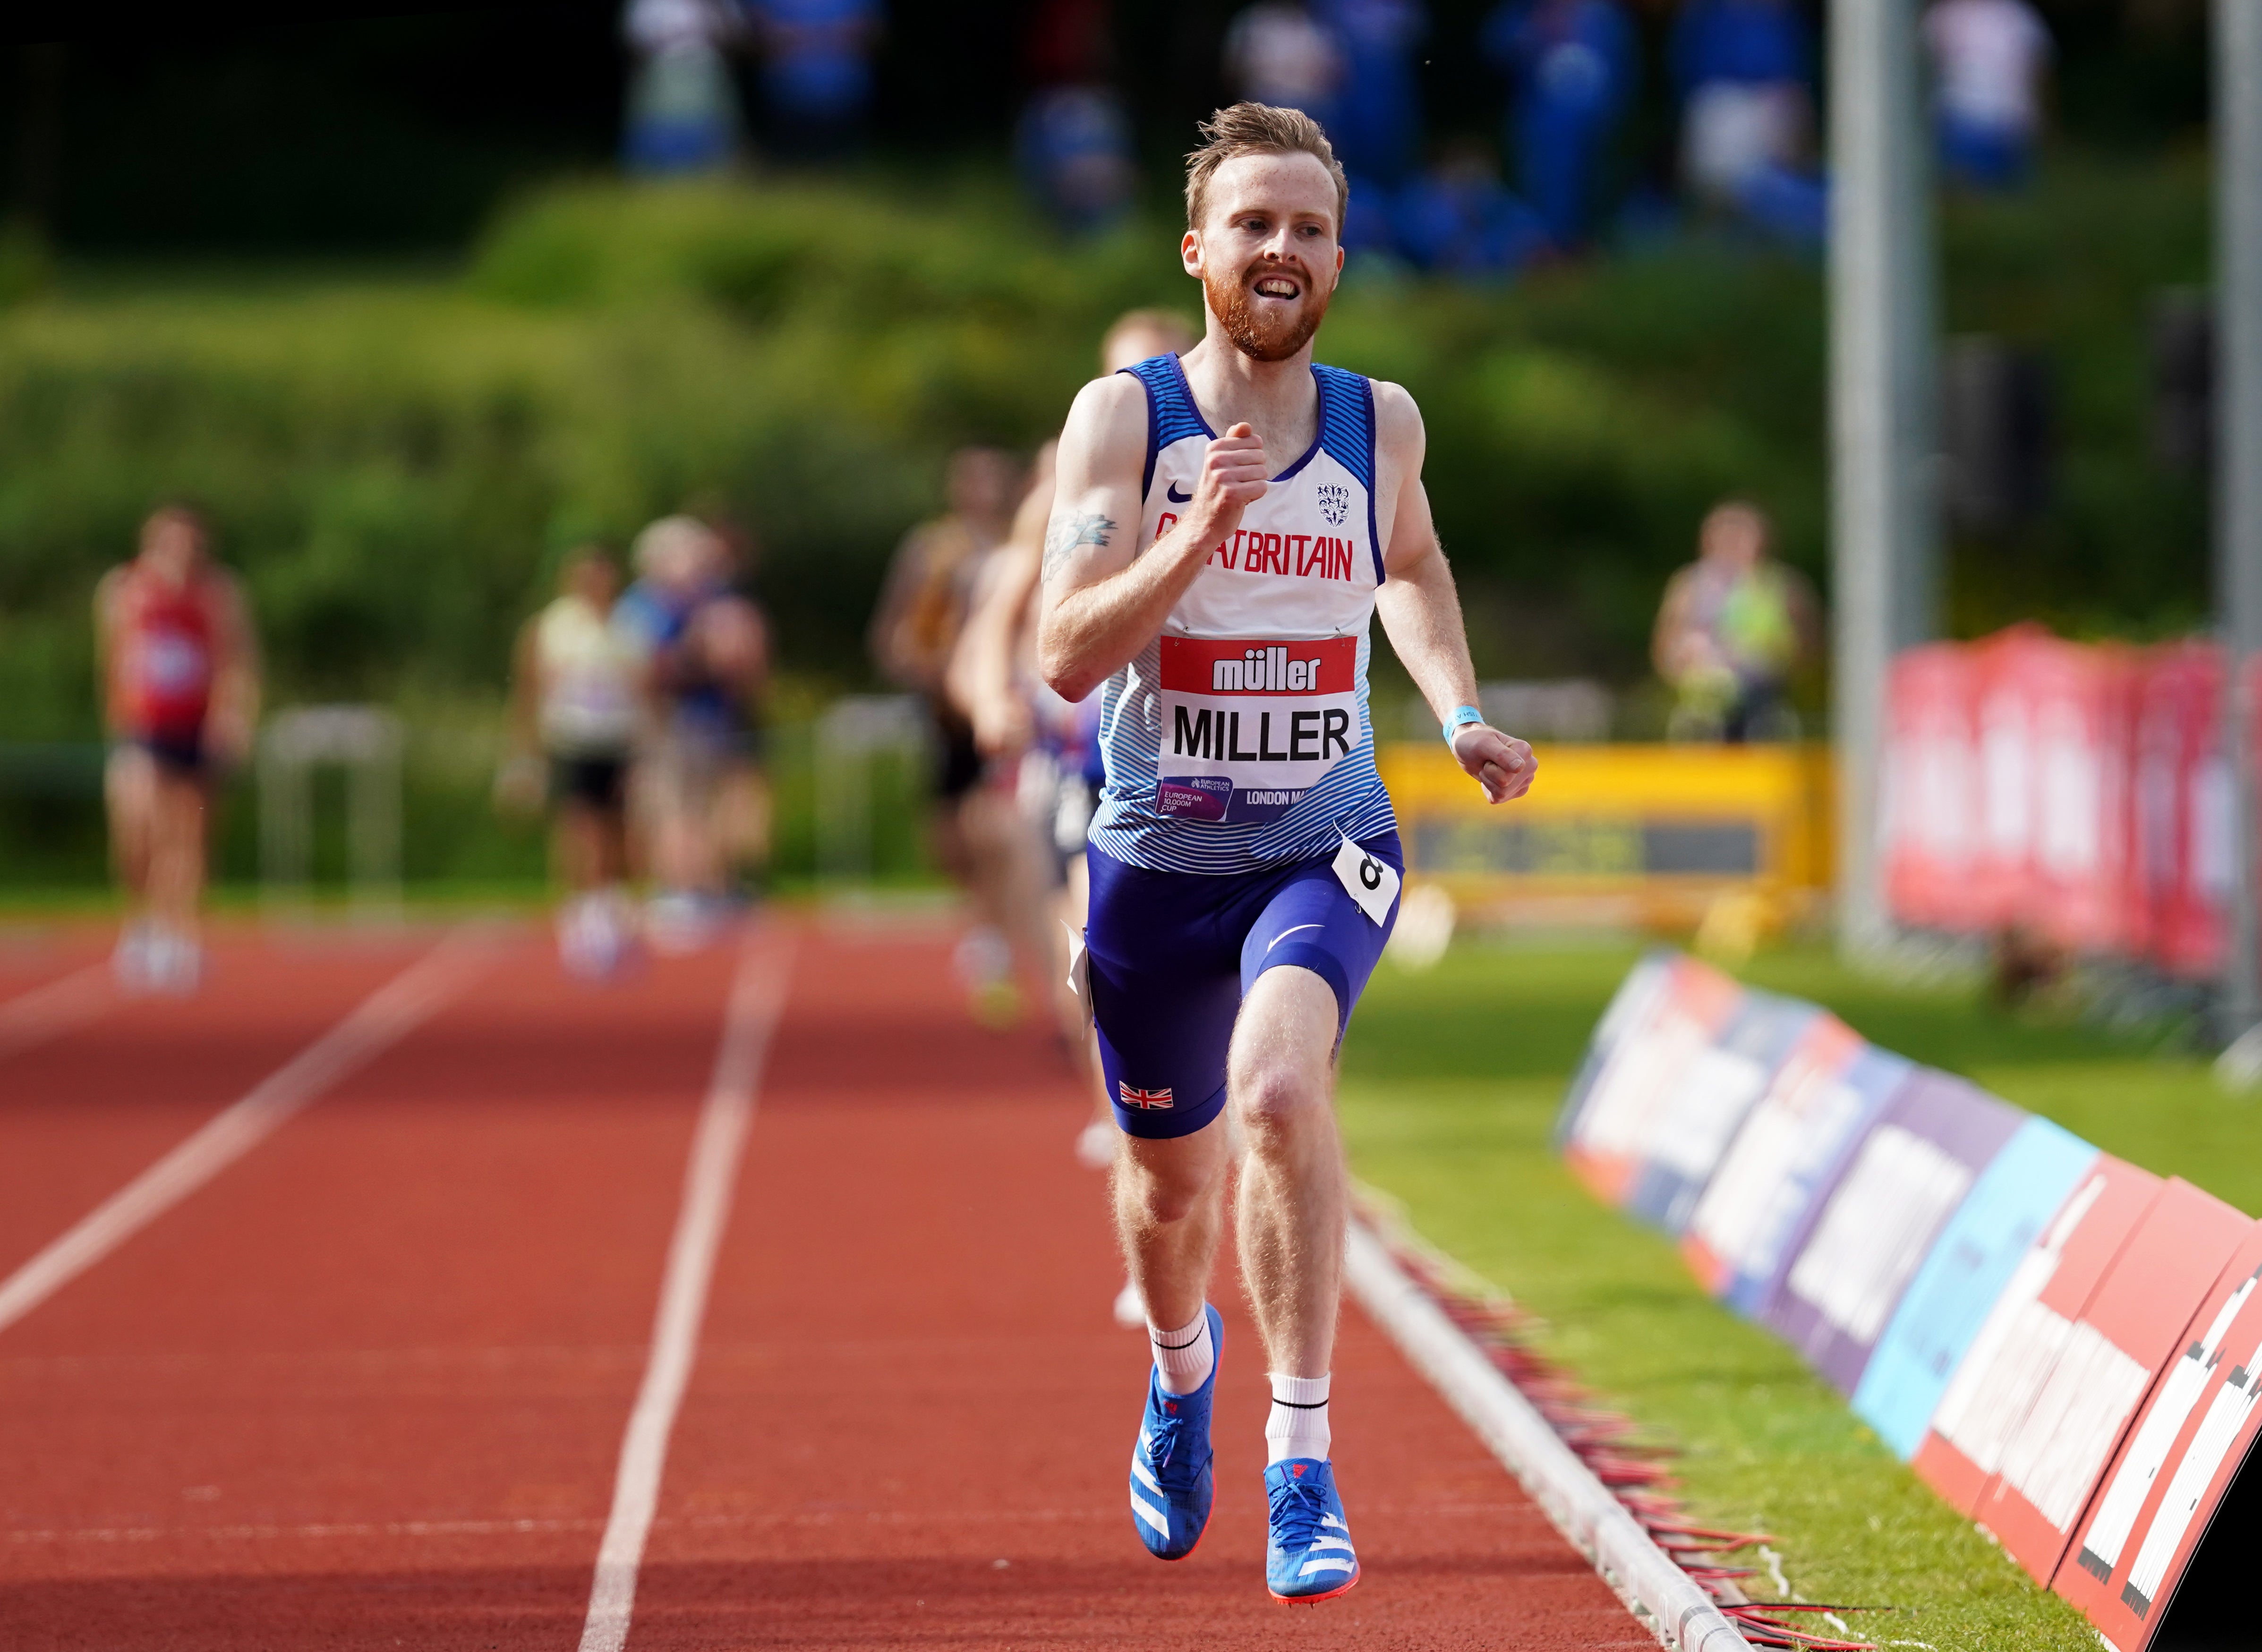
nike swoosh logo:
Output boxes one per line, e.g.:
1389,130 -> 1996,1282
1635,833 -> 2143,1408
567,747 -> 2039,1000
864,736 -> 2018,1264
1167,483 -> 1191,503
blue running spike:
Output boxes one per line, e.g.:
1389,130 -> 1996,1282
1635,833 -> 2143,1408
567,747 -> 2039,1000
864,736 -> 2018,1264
1265,1458 -> 1360,1603
1128,1303 -> 1221,1560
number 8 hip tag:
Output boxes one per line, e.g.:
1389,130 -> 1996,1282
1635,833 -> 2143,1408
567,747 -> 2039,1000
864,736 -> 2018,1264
1331,833 -> 1401,927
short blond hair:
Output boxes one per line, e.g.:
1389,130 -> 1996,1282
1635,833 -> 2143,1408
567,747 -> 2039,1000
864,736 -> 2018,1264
1183,102 -> 1349,234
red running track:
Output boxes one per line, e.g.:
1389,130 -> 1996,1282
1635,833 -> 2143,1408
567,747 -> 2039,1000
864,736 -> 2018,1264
0,915 -> 1645,1650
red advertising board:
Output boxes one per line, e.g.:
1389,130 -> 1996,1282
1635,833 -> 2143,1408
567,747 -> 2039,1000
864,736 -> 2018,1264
1967,1177 -> 2248,1582
2053,1222 -> 2262,1650
1968,627 -> 2054,930
2128,642 -> 2228,978
2021,641 -> 2137,953
1912,1156 -> 2161,1521
1884,643 -> 1981,931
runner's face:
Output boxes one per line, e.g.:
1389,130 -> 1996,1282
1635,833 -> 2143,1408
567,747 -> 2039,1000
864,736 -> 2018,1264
1186,154 -> 1342,364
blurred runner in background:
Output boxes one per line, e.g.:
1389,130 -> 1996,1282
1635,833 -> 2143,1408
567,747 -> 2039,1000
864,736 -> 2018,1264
617,515 -> 770,951
870,447 -> 1042,1024
1651,499 -> 1818,742
952,309 -> 1199,1326
704,513 -> 776,900
96,505 -> 260,993
501,548 -> 648,979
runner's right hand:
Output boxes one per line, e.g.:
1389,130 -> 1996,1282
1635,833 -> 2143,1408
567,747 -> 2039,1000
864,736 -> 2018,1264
1192,423 -> 1270,528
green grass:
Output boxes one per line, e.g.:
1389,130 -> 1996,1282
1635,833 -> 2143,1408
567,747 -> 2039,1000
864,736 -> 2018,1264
1335,939 -> 2259,1652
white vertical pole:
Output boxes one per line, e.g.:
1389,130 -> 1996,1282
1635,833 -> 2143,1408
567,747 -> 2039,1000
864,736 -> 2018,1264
1831,0 -> 1939,958
2218,0 -> 2262,1036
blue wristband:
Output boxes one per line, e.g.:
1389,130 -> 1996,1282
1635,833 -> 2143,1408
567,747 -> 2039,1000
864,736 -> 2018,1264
1443,705 -> 1484,749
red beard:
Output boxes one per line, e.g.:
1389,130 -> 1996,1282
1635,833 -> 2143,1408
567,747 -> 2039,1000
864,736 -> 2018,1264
1205,260 -> 1330,363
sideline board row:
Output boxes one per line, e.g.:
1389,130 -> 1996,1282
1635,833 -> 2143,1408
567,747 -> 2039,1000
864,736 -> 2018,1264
1555,952 -> 2261,1652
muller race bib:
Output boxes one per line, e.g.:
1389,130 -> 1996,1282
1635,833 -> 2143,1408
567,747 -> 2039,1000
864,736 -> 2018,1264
1155,635 -> 1359,825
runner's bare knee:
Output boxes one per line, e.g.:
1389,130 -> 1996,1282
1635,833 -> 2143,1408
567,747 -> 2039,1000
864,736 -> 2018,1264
1118,1132 -> 1223,1224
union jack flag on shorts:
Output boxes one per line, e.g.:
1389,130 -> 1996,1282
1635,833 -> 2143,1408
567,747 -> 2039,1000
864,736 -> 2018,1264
1118,1082 -> 1175,1110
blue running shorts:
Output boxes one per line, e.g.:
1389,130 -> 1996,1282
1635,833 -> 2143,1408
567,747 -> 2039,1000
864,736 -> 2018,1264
1084,832 -> 1403,1140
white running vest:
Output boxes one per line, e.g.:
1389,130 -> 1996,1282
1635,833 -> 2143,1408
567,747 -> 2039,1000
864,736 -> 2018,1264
1088,354 -> 1398,874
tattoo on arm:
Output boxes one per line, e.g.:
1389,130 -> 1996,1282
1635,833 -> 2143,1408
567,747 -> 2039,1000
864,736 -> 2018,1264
1043,512 -> 1116,579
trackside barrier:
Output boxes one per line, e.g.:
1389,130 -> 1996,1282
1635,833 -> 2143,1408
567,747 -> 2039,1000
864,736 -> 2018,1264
1558,951 -> 2262,1651
1379,742 -> 1833,934
1882,626 -> 2250,972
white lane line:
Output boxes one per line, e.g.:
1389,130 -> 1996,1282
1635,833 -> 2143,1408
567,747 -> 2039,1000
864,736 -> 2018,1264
0,927 -> 498,1341
577,927 -> 795,1652
0,963 -> 115,1064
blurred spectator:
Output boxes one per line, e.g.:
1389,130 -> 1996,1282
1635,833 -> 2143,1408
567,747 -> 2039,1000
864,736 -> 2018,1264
1224,2 -> 1345,129
743,0 -> 885,161
1317,0 -> 1427,190
501,549 -> 647,979
615,515 -> 770,951
1924,0 -> 2052,189
1394,145 -> 1552,278
1018,85 -> 1137,232
1651,500 -> 1818,743
1670,0 -> 1826,245
1483,0 -> 1638,249
621,0 -> 746,173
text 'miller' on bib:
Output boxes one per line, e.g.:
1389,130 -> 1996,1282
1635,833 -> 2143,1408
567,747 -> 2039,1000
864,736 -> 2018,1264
1157,636 -> 1361,824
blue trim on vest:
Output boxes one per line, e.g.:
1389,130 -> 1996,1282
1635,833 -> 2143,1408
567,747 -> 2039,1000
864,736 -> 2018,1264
1119,355 -> 1208,507
1311,364 -> 1375,492
1121,361 -> 1162,503
1359,375 -> 1384,584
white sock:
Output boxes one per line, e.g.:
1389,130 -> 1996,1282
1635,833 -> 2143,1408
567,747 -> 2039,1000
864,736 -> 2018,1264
1266,1373 -> 1332,1465
1150,1309 -> 1213,1396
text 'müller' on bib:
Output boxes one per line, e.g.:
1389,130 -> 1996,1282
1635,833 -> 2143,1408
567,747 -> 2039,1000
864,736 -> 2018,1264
1156,634 -> 1360,824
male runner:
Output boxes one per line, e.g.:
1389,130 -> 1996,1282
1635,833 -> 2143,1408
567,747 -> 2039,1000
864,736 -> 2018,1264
1037,103 -> 1535,1603
96,505 -> 260,993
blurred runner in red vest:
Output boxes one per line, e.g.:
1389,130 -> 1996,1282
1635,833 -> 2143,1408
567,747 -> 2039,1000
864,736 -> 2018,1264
95,505 -> 260,992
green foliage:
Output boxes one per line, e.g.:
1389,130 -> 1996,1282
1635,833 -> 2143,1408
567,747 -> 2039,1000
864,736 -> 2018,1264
1336,939 -> 2254,1652
0,153 -> 2215,879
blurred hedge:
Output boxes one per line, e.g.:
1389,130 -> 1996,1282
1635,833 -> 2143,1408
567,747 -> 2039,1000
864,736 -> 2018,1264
0,157 -> 2211,883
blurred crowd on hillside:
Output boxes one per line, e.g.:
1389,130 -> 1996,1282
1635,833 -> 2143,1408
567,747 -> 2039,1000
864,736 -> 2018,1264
622,0 -> 2055,269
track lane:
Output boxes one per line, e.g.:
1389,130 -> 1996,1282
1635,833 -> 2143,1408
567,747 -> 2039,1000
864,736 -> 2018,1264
637,922 -> 1647,1649
0,929 -> 117,1063
0,931 -> 754,1650
0,927 -> 450,1278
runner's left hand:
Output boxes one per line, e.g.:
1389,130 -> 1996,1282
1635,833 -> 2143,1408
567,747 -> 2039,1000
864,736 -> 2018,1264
1451,724 -> 1535,805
